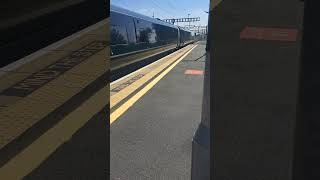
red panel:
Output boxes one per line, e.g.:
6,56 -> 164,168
240,26 -> 298,41
184,69 -> 204,75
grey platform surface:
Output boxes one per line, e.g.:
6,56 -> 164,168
110,42 -> 206,180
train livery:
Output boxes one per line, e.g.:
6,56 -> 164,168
110,5 -> 193,57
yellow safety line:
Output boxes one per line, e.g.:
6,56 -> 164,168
110,45 -> 193,109
110,44 -> 198,124
0,86 -> 108,179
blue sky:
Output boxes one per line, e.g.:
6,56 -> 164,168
111,0 -> 209,27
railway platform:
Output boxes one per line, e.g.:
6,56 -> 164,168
0,18 -> 108,179
110,41 -> 206,180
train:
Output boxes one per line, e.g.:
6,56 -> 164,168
110,5 -> 194,57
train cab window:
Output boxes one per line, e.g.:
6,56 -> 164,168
110,25 -> 128,45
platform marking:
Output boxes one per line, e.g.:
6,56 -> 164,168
111,74 -> 145,92
110,51 -> 174,85
0,18 -> 108,77
184,69 -> 204,75
1,41 -> 107,97
240,27 -> 298,42
110,46 -> 180,86
110,45 -> 193,109
110,44 -> 198,124
0,85 -> 108,179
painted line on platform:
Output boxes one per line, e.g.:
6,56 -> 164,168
110,48 -> 177,86
0,18 -> 108,77
0,85 -> 108,179
110,44 -> 198,124
110,45 -> 194,109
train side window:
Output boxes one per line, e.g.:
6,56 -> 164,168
110,25 -> 128,45
135,19 -> 153,43
155,25 -> 172,43
153,24 -> 163,42
126,18 -> 136,43
138,27 -> 152,43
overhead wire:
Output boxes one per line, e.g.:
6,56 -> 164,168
150,0 -> 176,19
